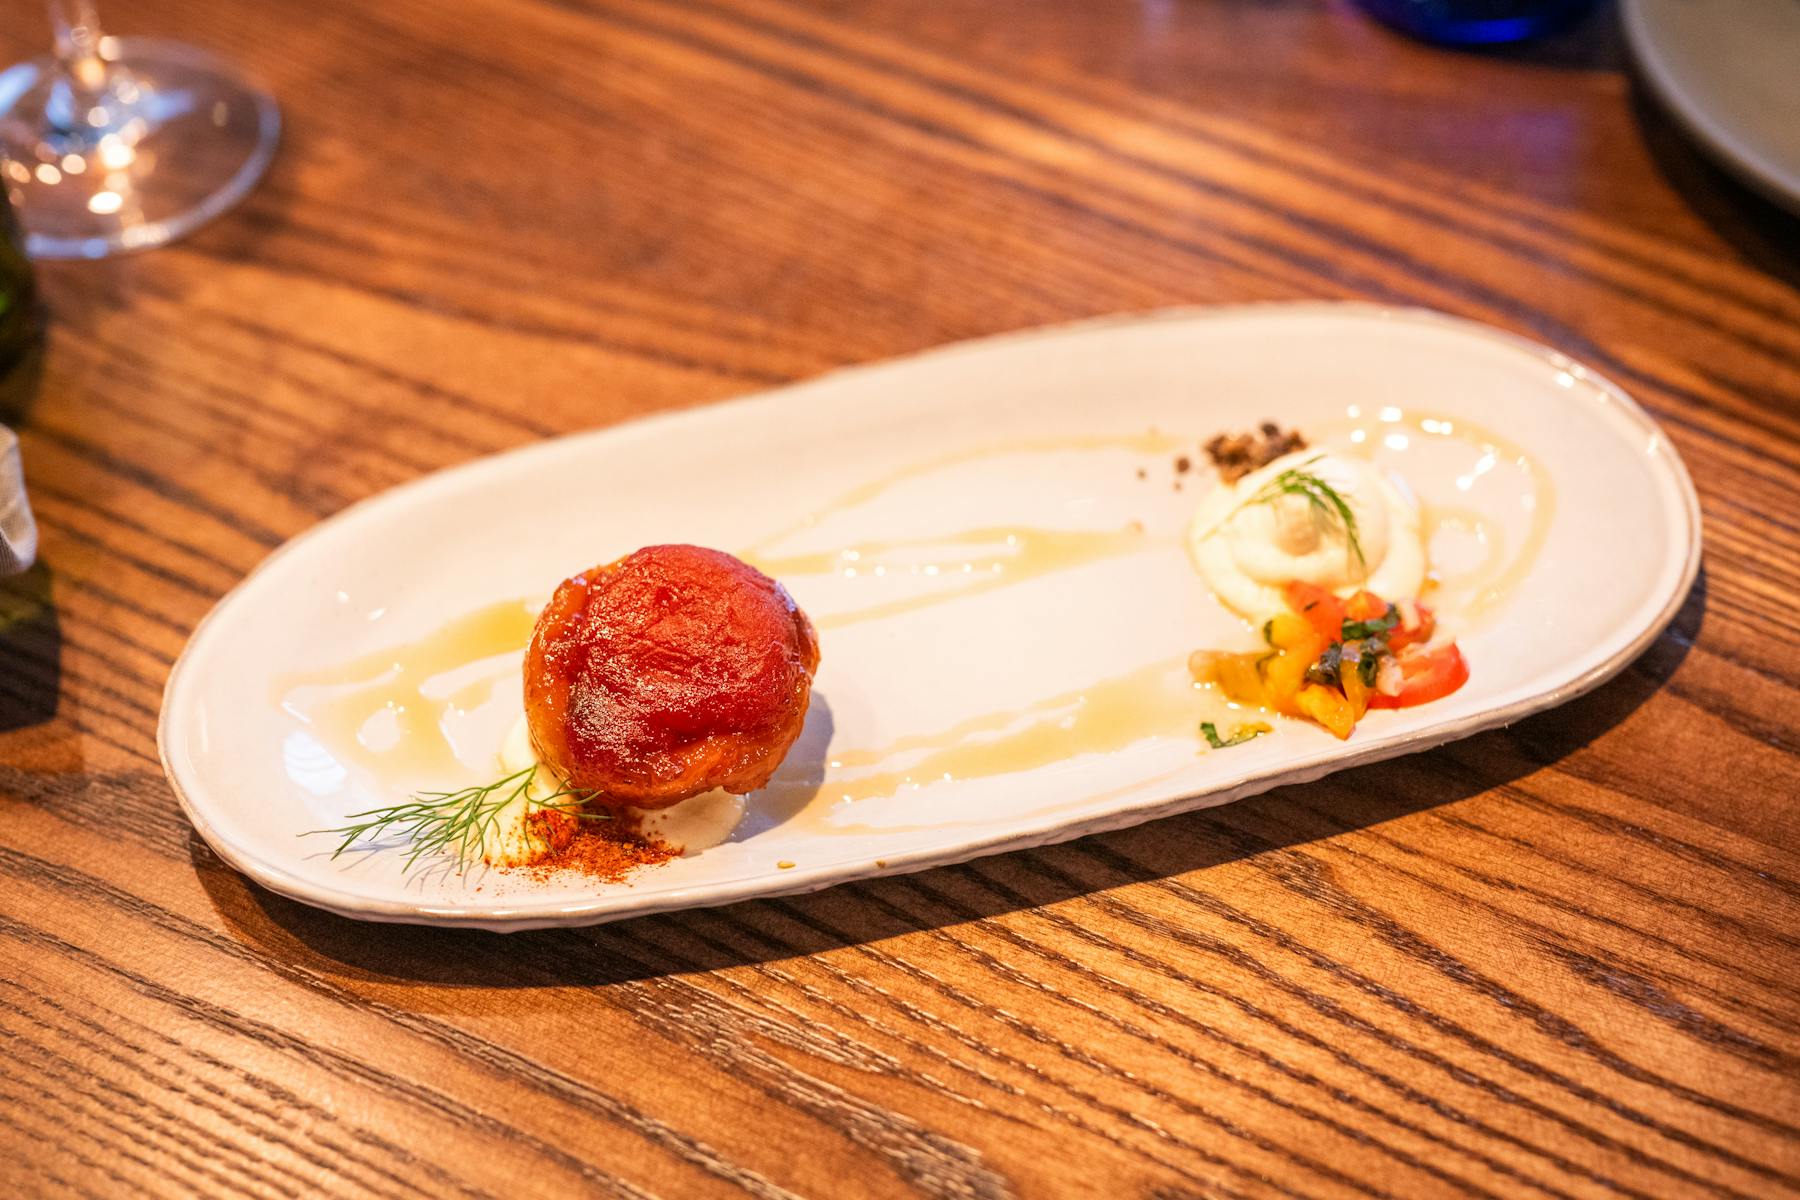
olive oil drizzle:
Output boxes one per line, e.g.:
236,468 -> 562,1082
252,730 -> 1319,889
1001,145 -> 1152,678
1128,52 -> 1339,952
766,659 -> 1240,823
1316,409 -> 1554,621
750,525 -> 1151,629
275,598 -> 537,783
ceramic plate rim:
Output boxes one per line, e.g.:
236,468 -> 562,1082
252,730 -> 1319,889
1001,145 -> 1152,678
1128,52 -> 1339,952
159,302 -> 1702,930
1622,0 -> 1800,216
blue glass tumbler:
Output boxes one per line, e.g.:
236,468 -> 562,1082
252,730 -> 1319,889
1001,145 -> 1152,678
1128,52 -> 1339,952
1351,0 -> 1599,46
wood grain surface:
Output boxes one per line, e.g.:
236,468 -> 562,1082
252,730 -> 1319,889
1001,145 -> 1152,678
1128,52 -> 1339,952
3,0 -> 1798,1196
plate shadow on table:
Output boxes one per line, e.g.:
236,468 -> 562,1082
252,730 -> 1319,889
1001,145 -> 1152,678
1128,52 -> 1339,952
0,562 -> 60,732
1628,84 -> 1800,294
196,571 -> 1705,994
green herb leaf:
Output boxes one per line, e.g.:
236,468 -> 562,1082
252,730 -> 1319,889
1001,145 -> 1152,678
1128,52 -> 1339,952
304,766 -> 609,872
1237,456 -> 1367,579
1357,644 -> 1383,688
1201,721 -> 1272,750
1341,604 -> 1399,642
1305,642 -> 1343,688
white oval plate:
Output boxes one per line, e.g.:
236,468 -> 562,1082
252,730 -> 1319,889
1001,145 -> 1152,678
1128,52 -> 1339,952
160,305 -> 1700,931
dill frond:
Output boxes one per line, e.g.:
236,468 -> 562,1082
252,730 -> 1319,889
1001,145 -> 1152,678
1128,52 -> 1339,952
1237,455 -> 1367,579
306,765 -> 608,871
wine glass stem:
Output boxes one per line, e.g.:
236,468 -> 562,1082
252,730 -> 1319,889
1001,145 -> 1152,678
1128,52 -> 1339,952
46,0 -> 109,122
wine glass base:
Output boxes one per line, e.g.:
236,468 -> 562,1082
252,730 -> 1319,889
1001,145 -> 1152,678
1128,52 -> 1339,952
0,37 -> 279,259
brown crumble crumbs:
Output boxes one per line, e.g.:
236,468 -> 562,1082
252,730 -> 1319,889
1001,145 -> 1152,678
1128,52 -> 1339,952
1204,422 -> 1308,483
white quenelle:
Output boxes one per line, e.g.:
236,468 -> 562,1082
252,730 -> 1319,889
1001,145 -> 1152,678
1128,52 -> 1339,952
1187,449 -> 1426,619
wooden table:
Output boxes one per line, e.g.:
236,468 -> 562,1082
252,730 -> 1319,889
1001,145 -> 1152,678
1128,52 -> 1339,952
4,1 -> 1797,1196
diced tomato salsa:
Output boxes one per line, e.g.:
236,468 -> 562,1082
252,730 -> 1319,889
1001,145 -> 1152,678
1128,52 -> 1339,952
1188,582 -> 1468,741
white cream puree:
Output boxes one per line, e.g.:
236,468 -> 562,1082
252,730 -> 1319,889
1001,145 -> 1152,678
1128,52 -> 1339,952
1188,449 -> 1425,619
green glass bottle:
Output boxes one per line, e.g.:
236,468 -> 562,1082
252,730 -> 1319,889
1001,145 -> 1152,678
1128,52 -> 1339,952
0,187 -> 44,425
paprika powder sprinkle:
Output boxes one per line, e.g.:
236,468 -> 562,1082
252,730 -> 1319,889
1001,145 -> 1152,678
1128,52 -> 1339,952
515,810 -> 677,883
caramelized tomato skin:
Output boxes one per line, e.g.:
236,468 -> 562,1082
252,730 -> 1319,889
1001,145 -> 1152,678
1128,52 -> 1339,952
525,545 -> 819,808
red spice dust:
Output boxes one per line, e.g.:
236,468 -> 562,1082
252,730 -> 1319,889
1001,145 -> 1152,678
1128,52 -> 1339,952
511,807 -> 677,884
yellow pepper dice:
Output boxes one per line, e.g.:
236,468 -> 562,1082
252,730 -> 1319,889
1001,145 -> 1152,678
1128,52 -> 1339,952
1260,613 -> 1325,717
1341,659 -> 1372,721
1188,649 -> 1269,707
1297,684 -> 1356,739
1265,612 -> 1318,651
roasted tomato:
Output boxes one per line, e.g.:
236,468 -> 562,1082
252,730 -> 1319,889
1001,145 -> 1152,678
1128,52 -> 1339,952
1387,601 -> 1437,652
1367,643 -> 1469,709
524,545 -> 819,808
